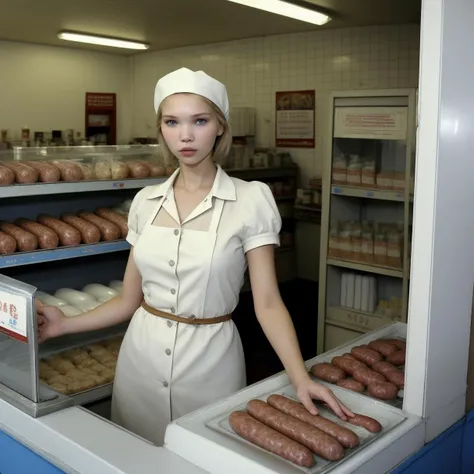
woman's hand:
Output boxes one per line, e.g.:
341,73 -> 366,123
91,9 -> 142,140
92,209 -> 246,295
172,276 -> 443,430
295,376 -> 354,421
37,304 -> 68,343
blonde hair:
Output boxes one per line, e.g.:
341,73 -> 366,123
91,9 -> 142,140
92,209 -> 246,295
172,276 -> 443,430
156,94 -> 232,165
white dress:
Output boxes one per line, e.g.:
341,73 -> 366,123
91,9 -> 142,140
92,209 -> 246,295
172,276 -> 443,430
111,165 -> 282,446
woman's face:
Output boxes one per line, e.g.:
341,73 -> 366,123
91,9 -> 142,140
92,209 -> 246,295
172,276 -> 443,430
160,93 -> 224,167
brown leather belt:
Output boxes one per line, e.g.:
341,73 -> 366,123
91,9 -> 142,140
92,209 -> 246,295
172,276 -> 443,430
141,301 -> 232,325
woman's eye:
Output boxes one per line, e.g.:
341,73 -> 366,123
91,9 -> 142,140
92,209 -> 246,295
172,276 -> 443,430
164,120 -> 177,126
196,118 -> 208,125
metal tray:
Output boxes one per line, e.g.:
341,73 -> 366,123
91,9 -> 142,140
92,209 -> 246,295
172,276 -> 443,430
205,383 -> 408,474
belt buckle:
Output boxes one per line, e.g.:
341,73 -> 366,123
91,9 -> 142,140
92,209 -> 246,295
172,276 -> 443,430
189,314 -> 197,325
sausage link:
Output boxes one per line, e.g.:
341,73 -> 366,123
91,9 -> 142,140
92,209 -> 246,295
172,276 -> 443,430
348,414 -> 382,433
372,361 -> 405,388
367,381 -> 399,400
37,214 -> 81,246
336,378 -> 365,393
95,208 -> 128,238
26,161 -> 60,183
331,356 -> 367,375
0,221 -> 38,251
368,340 -> 398,357
126,161 -> 150,178
0,165 -> 14,185
2,162 -> 38,184
266,394 -> 359,449
14,218 -> 59,249
248,399 -> 345,460
379,338 -> 407,351
310,363 -> 345,383
60,214 -> 101,244
342,353 -> 357,360
353,368 -> 386,386
386,350 -> 406,366
77,212 -> 121,241
351,345 -> 383,366
229,411 -> 314,467
0,231 -> 17,254
50,160 -> 84,182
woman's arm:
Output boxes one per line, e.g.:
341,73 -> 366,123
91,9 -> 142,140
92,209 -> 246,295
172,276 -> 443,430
38,250 -> 143,340
247,245 -> 353,420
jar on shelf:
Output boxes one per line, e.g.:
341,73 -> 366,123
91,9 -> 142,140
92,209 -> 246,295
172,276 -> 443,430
376,172 -> 394,190
332,155 -> 347,185
387,232 -> 403,268
351,224 -> 363,262
328,221 -> 341,258
339,224 -> 353,260
361,223 -> 374,263
374,232 -> 388,265
346,154 -> 362,186
361,159 -> 376,187
392,172 -> 405,191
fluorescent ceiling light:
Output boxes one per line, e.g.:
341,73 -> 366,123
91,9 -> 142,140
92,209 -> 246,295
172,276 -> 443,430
58,31 -> 149,50
227,0 -> 331,26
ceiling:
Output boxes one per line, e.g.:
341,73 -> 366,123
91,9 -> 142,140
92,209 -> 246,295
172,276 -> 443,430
0,0 -> 421,55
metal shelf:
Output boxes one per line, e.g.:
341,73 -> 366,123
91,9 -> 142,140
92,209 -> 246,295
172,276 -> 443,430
327,257 -> 404,278
0,240 -> 130,269
331,185 -> 405,202
1,178 -> 167,198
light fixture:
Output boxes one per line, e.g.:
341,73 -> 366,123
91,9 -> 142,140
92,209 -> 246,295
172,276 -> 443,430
58,31 -> 150,50
227,0 -> 331,26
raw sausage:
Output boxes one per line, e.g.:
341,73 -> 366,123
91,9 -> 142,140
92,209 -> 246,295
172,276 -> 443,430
229,411 -> 314,467
310,363 -> 345,383
331,356 -> 367,375
37,214 -> 81,246
348,414 -> 382,433
372,361 -> 405,388
380,338 -> 406,351
127,161 -> 150,178
368,340 -> 398,357
266,394 -> 359,449
342,353 -> 357,360
26,161 -> 60,183
351,345 -> 383,366
0,231 -> 16,254
386,350 -> 406,366
95,208 -> 128,238
353,368 -> 386,386
146,162 -> 165,177
77,212 -> 121,241
60,214 -> 101,244
51,160 -> 84,182
2,162 -> 38,183
336,378 -> 365,393
247,399 -> 345,460
371,361 -> 399,377
0,165 -> 14,185
367,381 -> 398,400
111,160 -> 129,179
14,218 -> 59,249
0,221 -> 38,251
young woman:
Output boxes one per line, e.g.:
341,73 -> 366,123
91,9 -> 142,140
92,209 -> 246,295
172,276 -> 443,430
37,67 -> 353,446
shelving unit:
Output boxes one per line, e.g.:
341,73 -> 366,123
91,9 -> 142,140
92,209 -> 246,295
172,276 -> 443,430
317,89 -> 417,353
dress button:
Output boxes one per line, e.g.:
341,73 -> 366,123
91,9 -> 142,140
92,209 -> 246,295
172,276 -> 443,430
165,349 -> 171,356
169,260 -> 175,267
171,289 -> 176,295
167,321 -> 172,328
170,307 -> 175,314
163,381 -> 169,387
174,229 -> 179,236
189,314 -> 196,320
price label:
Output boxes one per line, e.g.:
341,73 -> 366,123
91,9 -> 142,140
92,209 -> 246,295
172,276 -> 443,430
0,290 -> 28,343
347,312 -> 370,328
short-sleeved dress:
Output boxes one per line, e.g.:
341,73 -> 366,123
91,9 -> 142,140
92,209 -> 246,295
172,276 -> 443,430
111,165 -> 282,445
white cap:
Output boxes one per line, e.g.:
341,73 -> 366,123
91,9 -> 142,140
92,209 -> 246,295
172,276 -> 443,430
153,67 -> 230,119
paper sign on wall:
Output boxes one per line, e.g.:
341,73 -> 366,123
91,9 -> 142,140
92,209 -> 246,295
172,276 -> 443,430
0,290 -> 28,343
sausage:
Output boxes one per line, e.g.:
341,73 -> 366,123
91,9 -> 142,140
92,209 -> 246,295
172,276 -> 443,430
127,161 -> 150,178
386,350 -> 406,366
367,381 -> 399,400
60,214 -> 101,244
50,160 -> 84,182
380,338 -> 406,351
26,161 -> 60,183
336,378 -> 365,393
310,363 -> 345,383
351,345 -> 383,366
2,162 -> 38,184
77,212 -> 121,241
353,368 -> 386,386
229,411 -> 314,467
248,399 -> 345,460
331,356 -> 367,375
94,208 -> 128,238
348,414 -> 382,433
342,353 -> 357,360
266,394 -> 359,449
146,162 -> 166,177
14,218 -> 59,249
0,165 -> 14,185
371,361 -> 405,388
368,340 -> 398,357
0,221 -> 38,251
0,231 -> 17,254
37,214 -> 81,246
111,160 -> 129,179
371,361 -> 399,377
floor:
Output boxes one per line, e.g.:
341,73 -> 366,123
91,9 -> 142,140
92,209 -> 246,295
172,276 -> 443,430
233,278 -> 319,385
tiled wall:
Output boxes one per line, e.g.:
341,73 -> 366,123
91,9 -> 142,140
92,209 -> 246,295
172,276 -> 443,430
131,24 -> 420,183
